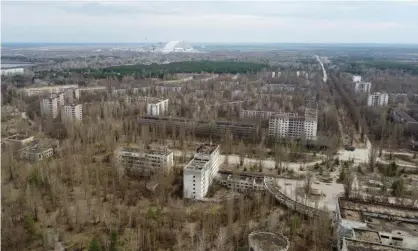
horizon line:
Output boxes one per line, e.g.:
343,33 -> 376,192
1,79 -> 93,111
3,41 -> 418,45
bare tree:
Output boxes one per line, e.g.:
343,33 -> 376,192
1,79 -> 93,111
369,144 -> 378,172
343,168 -> 354,198
238,140 -> 245,166
304,171 -> 313,196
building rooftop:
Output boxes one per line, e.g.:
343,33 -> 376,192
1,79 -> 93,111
339,198 -> 418,238
393,108 -> 417,123
4,134 -> 32,141
353,228 -> 381,243
344,238 -> 412,251
339,198 -> 418,221
184,158 -> 209,171
196,144 -> 218,155
248,231 -> 289,251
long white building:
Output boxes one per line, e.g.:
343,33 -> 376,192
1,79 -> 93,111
183,144 -> 220,199
116,147 -> 174,171
147,99 -> 169,116
61,104 -> 82,121
23,85 -> 78,96
268,110 -> 318,140
367,92 -> 389,107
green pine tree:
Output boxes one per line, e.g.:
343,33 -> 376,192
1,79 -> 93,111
89,238 -> 101,251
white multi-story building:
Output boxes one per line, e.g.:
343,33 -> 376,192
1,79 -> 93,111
352,75 -> 362,83
269,112 -> 318,140
147,99 -> 169,116
41,96 -> 59,118
116,147 -> 174,171
183,144 -> 220,199
354,81 -> 371,93
62,104 -> 82,121
23,84 -> 78,96
367,92 -> 389,107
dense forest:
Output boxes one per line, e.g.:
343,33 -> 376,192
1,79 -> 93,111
69,61 -> 267,79
336,59 -> 418,75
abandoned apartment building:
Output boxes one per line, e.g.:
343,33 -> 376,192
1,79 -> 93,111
116,146 -> 174,172
336,197 -> 418,250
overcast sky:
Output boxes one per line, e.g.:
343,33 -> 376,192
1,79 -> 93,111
2,0 -> 418,44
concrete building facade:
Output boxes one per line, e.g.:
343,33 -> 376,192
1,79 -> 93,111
64,88 -> 80,103
240,110 -> 282,120
116,147 -> 174,171
183,144 -> 220,199
19,145 -> 54,161
23,84 -> 78,96
354,81 -> 371,93
137,116 -> 260,140
62,104 -> 83,121
368,92 -> 389,107
269,112 -> 318,140
41,96 -> 59,118
147,99 -> 169,116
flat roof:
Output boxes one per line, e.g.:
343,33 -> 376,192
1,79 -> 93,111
353,228 -> 381,243
4,134 -> 32,141
345,238 -> 411,251
339,198 -> 418,238
196,144 -> 218,155
339,198 -> 418,220
393,108 -> 417,123
185,158 -> 209,171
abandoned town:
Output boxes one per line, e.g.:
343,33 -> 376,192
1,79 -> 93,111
2,1 -> 418,251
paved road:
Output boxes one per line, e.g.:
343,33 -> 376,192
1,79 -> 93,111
316,55 -> 328,83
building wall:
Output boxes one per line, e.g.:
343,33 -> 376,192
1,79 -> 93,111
24,85 -> 78,96
367,93 -> 389,107
147,99 -> 169,116
269,115 -> 317,140
183,168 -> 210,199
183,145 -> 220,199
41,97 -> 59,118
354,82 -> 371,93
21,148 -> 54,161
117,149 -> 173,171
62,104 -> 83,121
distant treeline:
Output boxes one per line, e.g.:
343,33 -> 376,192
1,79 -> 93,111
69,61 -> 267,79
341,59 -> 418,75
